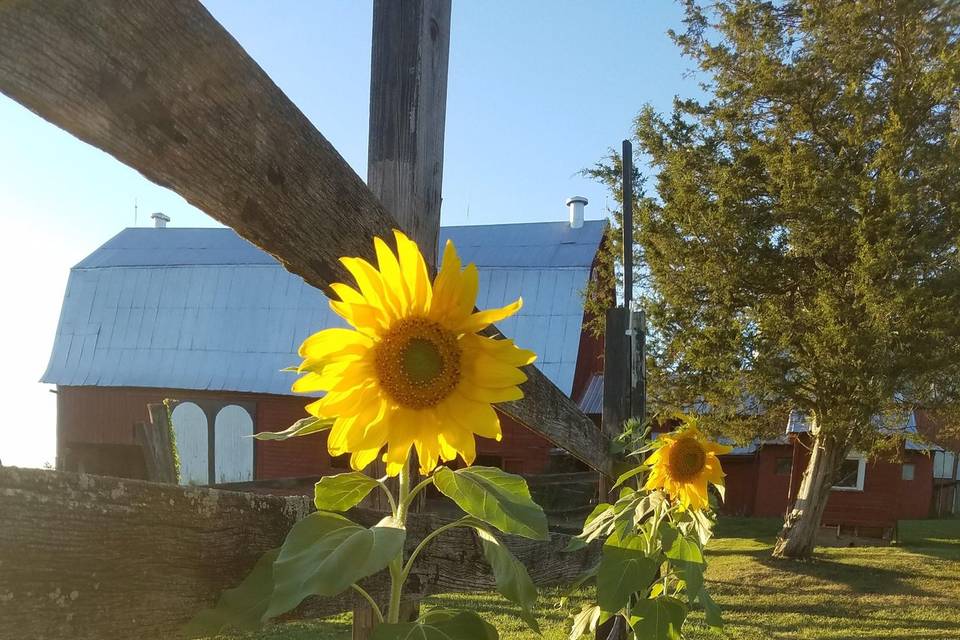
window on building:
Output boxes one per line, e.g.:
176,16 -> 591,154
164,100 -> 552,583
934,451 -> 957,479
832,456 -> 866,491
902,463 -> 916,481
774,457 -> 793,476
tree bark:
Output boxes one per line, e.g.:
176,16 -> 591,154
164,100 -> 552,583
772,429 -> 849,559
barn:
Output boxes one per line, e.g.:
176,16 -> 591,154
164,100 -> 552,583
42,216 -> 607,485
716,410 -> 959,530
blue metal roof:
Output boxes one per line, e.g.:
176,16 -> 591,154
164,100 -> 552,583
43,221 -> 606,397
786,410 -> 939,451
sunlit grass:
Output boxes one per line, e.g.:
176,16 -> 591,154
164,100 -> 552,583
213,518 -> 960,640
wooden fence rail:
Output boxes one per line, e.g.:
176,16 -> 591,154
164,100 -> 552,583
0,467 -> 599,640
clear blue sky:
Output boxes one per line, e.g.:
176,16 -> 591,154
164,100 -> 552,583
0,1 -> 699,467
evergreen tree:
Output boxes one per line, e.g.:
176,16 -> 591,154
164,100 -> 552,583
591,0 -> 960,558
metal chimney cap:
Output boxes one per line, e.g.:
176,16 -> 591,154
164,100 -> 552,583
565,195 -> 589,206
150,212 -> 171,228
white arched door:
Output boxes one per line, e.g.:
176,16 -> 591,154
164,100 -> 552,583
170,402 -> 208,485
214,405 -> 254,483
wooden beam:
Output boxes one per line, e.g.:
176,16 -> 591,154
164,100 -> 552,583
132,403 -> 178,484
0,467 -> 599,640
0,0 -> 610,474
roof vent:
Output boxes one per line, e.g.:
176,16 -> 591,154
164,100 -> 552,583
150,212 -> 170,229
565,196 -> 587,229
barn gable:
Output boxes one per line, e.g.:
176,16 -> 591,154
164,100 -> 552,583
42,221 -> 606,398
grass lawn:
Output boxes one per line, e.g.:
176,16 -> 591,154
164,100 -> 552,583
213,518 -> 960,640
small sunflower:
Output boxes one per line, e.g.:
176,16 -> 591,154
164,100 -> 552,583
293,230 -> 536,476
643,424 -> 732,511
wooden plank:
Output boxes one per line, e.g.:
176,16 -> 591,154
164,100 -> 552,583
132,403 -> 178,484
0,0 -> 611,475
0,467 -> 599,640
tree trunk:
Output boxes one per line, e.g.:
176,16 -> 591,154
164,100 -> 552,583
772,431 -> 848,559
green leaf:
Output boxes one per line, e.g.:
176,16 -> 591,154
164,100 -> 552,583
264,512 -> 405,621
657,520 -> 679,554
689,509 -> 716,546
628,597 -> 688,640
433,466 -> 548,540
314,472 -> 381,511
699,587 -> 723,629
184,548 -> 279,635
371,609 -> 498,640
597,533 -> 660,612
569,604 -> 602,639
565,503 -> 614,551
666,536 -> 705,600
713,482 -> 726,504
611,465 -> 647,490
475,527 -> 540,632
666,536 -> 704,564
253,416 -> 333,441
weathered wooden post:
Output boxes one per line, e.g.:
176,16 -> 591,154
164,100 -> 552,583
354,0 -> 451,636
597,139 -> 645,640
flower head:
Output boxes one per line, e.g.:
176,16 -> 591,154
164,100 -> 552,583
643,423 -> 732,511
293,230 -> 536,476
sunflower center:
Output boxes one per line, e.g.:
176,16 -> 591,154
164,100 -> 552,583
373,318 -> 461,409
667,438 -> 707,481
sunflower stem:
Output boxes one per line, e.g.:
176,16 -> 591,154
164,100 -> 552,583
386,461 -> 412,624
400,475 -> 434,514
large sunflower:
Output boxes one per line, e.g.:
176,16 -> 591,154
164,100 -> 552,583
643,424 -> 732,511
293,230 -> 536,476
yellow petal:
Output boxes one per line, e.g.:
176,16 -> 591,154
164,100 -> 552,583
461,349 -> 528,388
430,240 -> 464,323
461,333 -> 536,367
457,297 -> 523,334
439,426 -> 477,466
394,230 -> 432,313
438,392 -> 502,441
330,282 -> 367,305
329,300 -> 388,336
299,328 -> 373,360
341,256 -> 402,320
375,236 -> 409,313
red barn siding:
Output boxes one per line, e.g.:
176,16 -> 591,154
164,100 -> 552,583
783,442 -> 933,526
56,385 -> 556,480
752,444 -> 795,517
718,457 -> 757,516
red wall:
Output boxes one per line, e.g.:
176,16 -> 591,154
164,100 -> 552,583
734,439 -> 935,523
56,385 -> 554,479
711,437 -> 935,524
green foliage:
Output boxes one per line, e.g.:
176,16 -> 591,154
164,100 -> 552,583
186,549 -> 280,635
433,466 -> 549,540
313,472 -> 381,512
568,605 -> 604,639
563,426 -> 719,640
370,610 -> 499,640
265,513 -> 405,620
188,464 -> 550,638
162,398 -> 181,483
588,0 -> 960,447
475,527 -> 541,632
596,533 -> 660,611
253,416 -> 334,441
629,597 -> 687,640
